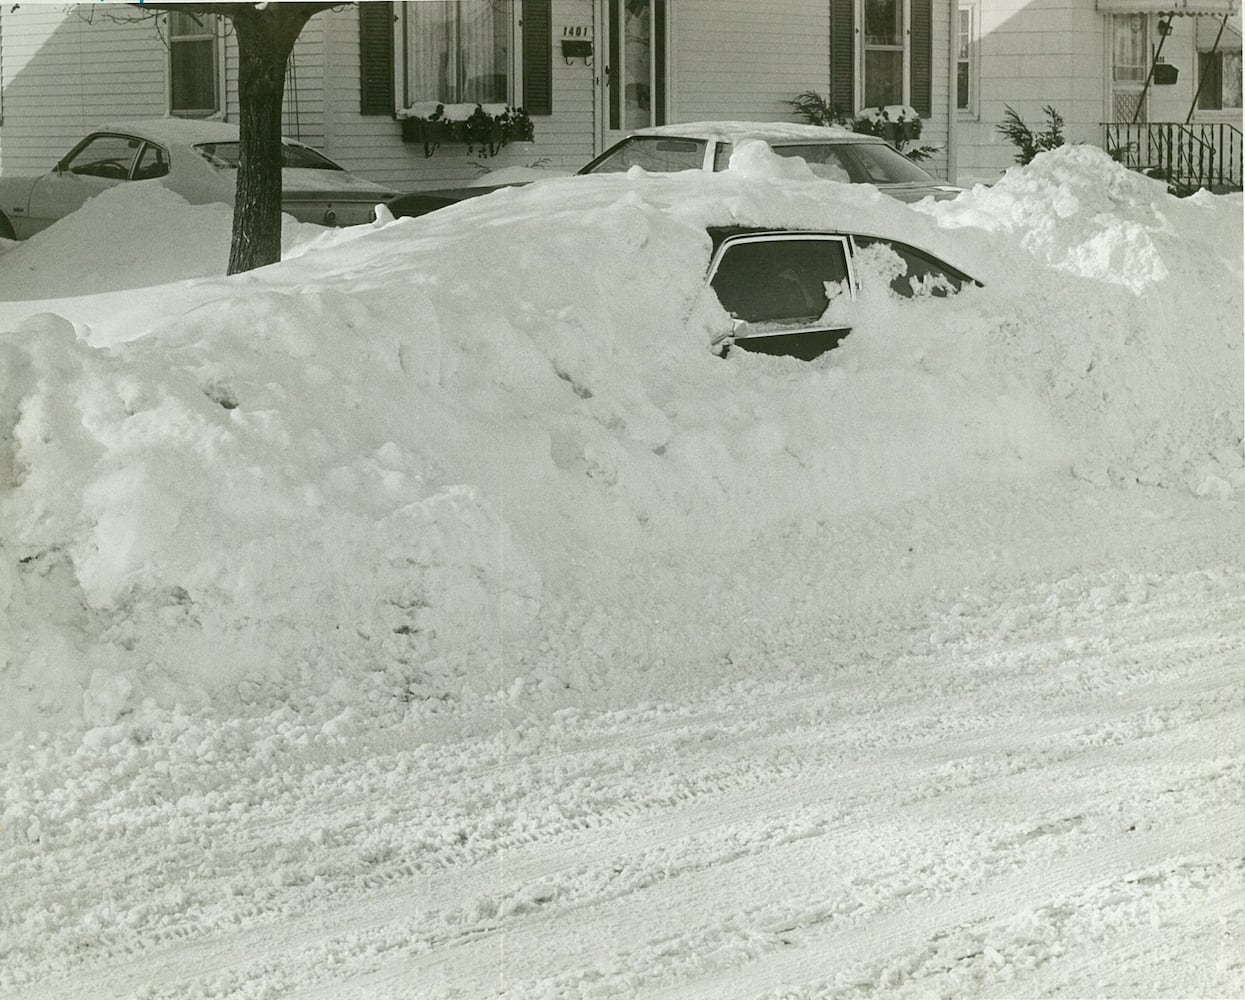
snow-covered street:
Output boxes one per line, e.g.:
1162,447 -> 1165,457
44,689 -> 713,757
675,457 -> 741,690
4,478 -> 1244,999
1,146 -> 1242,997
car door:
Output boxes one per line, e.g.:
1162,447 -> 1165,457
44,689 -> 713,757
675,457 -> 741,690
22,132 -> 145,236
707,232 -> 856,361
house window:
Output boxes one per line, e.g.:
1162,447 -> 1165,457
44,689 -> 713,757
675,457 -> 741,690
861,0 -> 908,107
399,1 -> 516,107
957,3 -> 977,115
1198,49 -> 1243,110
168,11 -> 221,118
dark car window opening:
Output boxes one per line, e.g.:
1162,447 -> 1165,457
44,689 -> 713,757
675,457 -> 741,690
133,142 -> 171,181
194,141 -> 344,172
852,236 -> 972,297
578,136 -> 708,175
64,134 -> 143,180
709,236 -> 852,326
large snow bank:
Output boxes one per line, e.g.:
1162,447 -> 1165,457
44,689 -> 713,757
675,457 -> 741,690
0,145 -> 1240,737
0,184 -> 328,301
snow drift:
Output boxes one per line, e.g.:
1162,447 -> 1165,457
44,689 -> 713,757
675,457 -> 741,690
0,145 -> 1240,737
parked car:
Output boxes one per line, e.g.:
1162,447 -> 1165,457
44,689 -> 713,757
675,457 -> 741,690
705,225 -> 978,360
385,121 -> 963,220
0,119 -> 396,240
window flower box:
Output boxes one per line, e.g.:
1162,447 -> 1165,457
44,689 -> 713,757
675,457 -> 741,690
396,102 -> 535,159
853,105 -> 923,147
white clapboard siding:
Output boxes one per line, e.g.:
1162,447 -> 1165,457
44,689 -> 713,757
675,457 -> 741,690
223,15 -> 328,151
954,0 -> 1106,183
0,6 -> 165,175
669,0 -> 832,123
925,2 -> 951,180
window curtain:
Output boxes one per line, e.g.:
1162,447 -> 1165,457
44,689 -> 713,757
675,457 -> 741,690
406,1 -> 510,105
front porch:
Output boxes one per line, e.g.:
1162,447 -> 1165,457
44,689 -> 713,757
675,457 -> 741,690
1103,120 -> 1244,192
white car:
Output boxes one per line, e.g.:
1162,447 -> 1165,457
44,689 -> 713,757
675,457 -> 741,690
386,121 -> 963,219
0,119 -> 395,240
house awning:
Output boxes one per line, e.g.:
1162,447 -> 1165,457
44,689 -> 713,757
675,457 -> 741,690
1096,0 -> 1237,14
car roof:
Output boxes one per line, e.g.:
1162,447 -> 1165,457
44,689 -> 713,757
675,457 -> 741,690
95,118 -> 241,148
93,118 -> 322,153
630,121 -> 880,145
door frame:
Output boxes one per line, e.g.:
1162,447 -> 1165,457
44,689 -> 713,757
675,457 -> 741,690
594,0 -> 670,154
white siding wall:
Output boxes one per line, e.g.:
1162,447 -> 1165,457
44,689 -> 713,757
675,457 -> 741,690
670,0 -> 832,123
955,0 -> 1105,183
927,3 -> 953,179
223,16 -> 329,151
669,1 -> 951,180
0,6 -> 165,175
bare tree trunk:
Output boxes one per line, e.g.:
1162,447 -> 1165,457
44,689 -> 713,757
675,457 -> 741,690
228,9 -> 308,275
134,3 -> 341,275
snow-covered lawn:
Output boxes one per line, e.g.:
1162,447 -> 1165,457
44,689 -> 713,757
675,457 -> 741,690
1,146 -> 1241,998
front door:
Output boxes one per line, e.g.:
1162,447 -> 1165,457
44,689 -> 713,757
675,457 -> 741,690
596,0 -> 668,152
1112,13 -> 1151,123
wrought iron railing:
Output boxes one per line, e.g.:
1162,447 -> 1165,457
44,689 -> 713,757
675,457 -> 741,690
1102,121 -> 1243,194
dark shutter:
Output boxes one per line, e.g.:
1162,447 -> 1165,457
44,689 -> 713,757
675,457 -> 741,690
609,0 -> 621,130
654,0 -> 668,125
830,0 -> 855,115
910,0 -> 933,117
522,0 -> 553,114
359,2 -> 394,116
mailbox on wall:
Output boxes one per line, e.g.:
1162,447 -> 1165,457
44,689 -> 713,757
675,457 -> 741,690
561,24 -> 593,64
1153,63 -> 1180,85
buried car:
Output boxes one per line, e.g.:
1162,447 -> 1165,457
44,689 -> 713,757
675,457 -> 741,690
386,121 -> 962,220
706,226 -> 978,361
0,119 -> 395,240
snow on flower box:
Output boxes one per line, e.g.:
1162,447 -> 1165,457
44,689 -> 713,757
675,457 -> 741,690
854,105 -> 923,145
397,102 -> 535,159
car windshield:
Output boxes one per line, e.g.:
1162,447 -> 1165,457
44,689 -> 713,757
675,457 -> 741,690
194,141 -> 344,172
579,136 -> 708,174
713,141 -> 937,184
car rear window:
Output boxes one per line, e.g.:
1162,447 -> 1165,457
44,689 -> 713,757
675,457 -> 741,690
709,237 -> 851,325
194,141 -> 344,172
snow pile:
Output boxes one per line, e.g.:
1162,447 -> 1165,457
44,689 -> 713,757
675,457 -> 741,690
927,144 -> 1177,293
0,146 -> 1240,738
0,184 -> 329,301
921,146 -> 1243,496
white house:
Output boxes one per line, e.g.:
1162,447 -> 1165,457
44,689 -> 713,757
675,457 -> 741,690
0,1 -> 958,189
953,0 -> 1241,187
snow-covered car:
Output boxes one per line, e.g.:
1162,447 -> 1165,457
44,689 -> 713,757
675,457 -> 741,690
0,119 -> 396,240
385,121 -> 963,220
706,226 -> 977,361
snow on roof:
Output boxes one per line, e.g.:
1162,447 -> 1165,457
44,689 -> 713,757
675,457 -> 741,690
96,117 -> 241,148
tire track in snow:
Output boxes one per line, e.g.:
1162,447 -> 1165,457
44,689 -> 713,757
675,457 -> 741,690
5,558 -> 1241,998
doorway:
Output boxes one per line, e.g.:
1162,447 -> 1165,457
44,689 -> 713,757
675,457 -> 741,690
1112,13 -> 1150,122
596,0 -> 668,151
